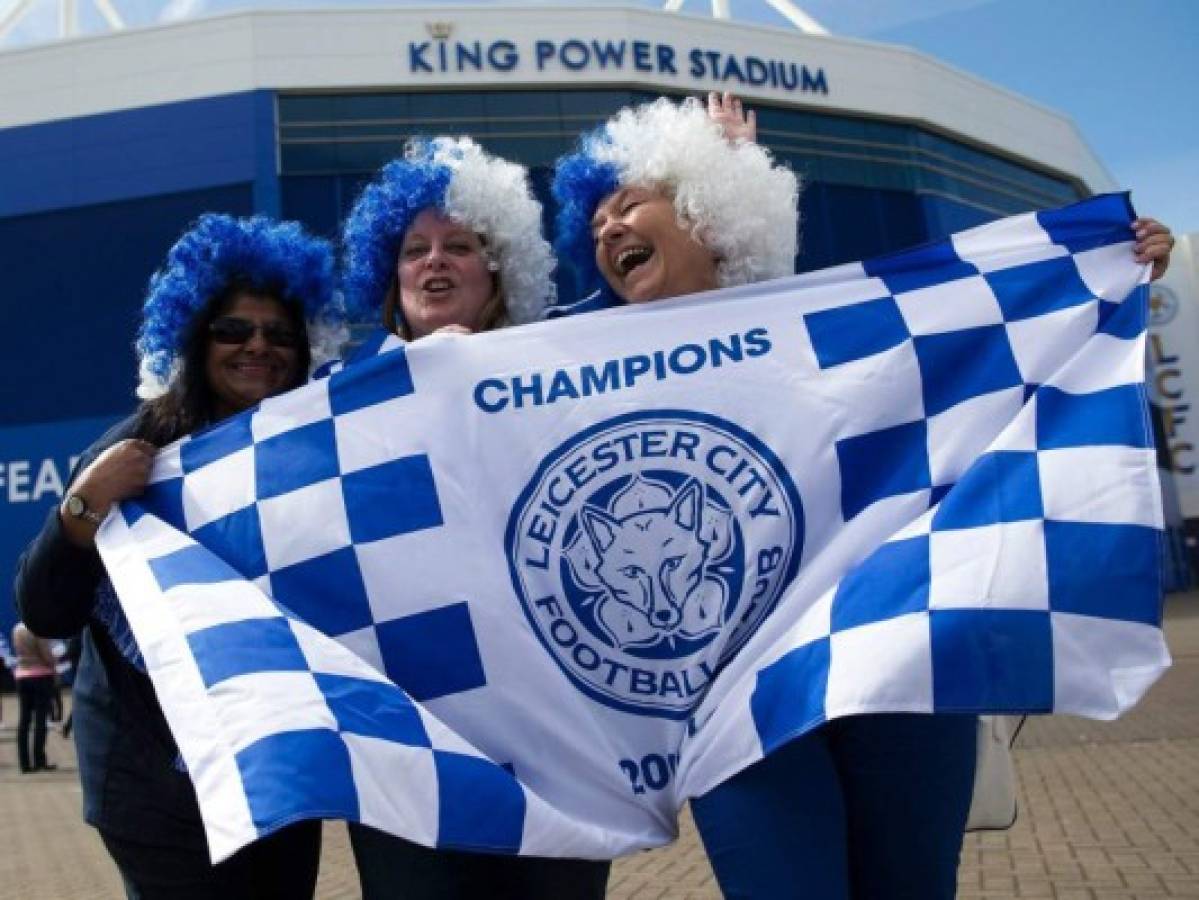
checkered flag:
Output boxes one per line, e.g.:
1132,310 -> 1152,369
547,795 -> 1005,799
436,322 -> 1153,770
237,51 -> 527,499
99,193 -> 1169,862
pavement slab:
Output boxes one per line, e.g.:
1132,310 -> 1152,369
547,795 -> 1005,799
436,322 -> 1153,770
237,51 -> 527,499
1,596 -> 1196,898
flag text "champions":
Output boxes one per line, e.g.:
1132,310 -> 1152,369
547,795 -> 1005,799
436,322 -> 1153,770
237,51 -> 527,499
473,328 -> 772,414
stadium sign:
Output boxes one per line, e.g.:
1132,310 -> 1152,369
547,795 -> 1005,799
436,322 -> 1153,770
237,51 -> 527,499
408,25 -> 829,94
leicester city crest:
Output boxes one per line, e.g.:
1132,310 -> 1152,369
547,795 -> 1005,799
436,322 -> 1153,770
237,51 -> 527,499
506,410 -> 803,717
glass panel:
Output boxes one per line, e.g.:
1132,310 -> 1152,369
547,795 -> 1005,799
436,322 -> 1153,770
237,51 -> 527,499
274,90 -> 1086,215
334,93 -> 409,121
327,124 -> 409,140
558,89 -> 638,118
279,124 -> 342,140
486,91 -> 562,118
280,175 -> 342,239
280,142 -> 341,174
277,94 -> 334,123
478,134 -> 570,166
338,139 -> 405,173
410,91 -> 487,121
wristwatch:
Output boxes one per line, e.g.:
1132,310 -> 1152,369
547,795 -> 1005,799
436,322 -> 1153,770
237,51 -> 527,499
64,493 -> 104,526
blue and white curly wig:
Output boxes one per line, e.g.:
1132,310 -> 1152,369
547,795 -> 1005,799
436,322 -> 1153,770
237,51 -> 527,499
553,96 -> 800,303
135,214 -> 337,399
341,136 -> 555,327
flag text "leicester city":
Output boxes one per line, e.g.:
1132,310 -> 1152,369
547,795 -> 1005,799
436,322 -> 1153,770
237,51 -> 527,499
473,327 -> 772,413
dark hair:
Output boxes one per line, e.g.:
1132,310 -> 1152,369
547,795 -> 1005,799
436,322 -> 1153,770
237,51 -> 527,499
134,280 -> 311,447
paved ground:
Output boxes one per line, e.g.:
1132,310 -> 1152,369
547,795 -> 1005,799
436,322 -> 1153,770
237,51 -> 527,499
2,596 -> 1196,899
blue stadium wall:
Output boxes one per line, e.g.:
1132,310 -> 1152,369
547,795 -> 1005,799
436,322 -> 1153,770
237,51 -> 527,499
0,86 -> 1088,637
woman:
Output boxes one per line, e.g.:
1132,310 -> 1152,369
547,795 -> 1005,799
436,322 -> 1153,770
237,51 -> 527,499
550,94 -> 1175,898
549,92 -> 791,318
14,213 -> 335,899
337,136 -> 610,900
341,135 -> 554,343
11,620 -> 58,773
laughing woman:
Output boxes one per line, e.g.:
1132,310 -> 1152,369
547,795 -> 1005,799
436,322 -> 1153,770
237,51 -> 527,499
14,214 -> 335,900
336,136 -> 610,900
550,94 -> 1174,899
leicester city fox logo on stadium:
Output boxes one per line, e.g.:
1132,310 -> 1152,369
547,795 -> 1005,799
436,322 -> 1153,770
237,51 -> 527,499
506,410 -> 803,718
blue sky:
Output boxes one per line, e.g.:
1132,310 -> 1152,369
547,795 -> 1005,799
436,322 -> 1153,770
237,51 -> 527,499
742,0 -> 1199,235
4,0 -> 1196,232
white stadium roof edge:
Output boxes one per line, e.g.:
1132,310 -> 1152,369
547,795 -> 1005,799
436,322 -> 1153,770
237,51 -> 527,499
0,4 -> 1115,194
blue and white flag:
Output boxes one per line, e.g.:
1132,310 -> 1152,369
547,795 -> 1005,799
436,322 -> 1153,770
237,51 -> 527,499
98,193 -> 1170,862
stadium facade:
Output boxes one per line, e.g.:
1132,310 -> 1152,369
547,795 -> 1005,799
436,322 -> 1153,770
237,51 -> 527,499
0,6 -> 1132,635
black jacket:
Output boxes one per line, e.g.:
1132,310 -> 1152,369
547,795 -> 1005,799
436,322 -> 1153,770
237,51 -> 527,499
14,415 -> 208,847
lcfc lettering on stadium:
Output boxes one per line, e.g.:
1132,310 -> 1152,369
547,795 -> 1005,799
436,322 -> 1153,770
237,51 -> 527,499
409,38 -> 829,94
474,328 -> 772,413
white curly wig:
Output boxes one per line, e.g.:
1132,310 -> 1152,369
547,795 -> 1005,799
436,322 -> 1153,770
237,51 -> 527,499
553,96 -> 800,301
342,136 -> 555,325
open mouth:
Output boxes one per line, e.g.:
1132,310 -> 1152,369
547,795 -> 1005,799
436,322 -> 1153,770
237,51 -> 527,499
616,246 -> 653,276
422,277 -> 455,294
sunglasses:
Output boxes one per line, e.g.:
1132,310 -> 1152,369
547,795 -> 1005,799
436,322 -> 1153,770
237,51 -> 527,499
208,316 -> 301,348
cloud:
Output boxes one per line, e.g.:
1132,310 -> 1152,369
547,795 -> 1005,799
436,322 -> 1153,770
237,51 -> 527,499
1,0 -> 62,48
798,0 -> 997,36
159,0 -> 208,24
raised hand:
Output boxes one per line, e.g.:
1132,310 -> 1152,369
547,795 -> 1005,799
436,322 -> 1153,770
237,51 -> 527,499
1133,217 -> 1175,281
707,91 -> 757,144
60,439 -> 156,546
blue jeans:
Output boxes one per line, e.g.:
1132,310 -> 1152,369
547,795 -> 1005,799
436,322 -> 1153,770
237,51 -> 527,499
692,713 -> 977,899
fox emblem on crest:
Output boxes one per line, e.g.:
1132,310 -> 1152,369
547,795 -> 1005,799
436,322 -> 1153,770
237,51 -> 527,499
509,412 -> 802,716
565,475 -> 735,649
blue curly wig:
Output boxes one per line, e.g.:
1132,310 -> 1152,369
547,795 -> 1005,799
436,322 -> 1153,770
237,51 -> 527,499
136,214 -> 336,396
340,136 -> 555,328
552,97 -> 800,306
551,144 -> 621,305
340,142 -> 452,323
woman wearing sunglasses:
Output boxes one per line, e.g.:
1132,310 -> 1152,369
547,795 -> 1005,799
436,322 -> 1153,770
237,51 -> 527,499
15,213 -> 338,899
333,136 -> 609,900
550,93 -> 1175,899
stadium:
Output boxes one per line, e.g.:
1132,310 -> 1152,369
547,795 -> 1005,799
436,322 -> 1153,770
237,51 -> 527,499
0,3 -> 1135,636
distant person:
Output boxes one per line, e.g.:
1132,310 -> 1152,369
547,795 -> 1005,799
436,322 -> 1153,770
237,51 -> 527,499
0,634 -> 11,725
12,620 -> 57,773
